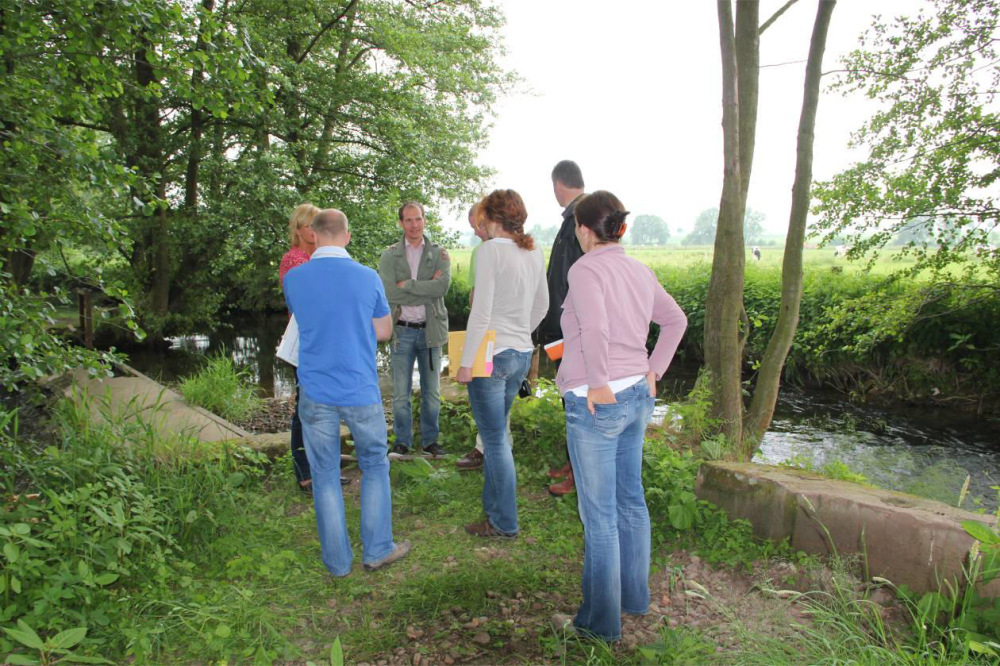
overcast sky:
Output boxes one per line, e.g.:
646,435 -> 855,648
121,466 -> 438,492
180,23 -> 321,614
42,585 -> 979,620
442,0 -> 921,238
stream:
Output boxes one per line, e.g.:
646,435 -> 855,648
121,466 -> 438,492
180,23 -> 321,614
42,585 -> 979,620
126,315 -> 1000,511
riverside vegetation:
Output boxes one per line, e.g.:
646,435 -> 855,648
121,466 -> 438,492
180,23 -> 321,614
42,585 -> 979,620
3,373 -> 1000,665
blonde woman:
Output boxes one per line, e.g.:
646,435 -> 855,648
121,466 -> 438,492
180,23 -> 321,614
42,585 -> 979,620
279,203 -> 349,489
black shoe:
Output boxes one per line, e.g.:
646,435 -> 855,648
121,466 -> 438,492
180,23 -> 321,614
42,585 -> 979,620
391,443 -> 409,456
341,476 -> 350,485
423,443 -> 445,457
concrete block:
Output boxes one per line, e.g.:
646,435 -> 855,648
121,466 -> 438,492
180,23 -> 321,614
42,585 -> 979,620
695,462 -> 999,596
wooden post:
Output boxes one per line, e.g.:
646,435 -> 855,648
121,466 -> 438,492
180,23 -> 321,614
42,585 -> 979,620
77,289 -> 94,349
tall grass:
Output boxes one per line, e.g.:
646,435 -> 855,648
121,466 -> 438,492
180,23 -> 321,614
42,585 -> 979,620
177,352 -> 262,422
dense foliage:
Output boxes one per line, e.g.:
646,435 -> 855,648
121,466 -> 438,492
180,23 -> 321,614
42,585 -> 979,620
445,264 -> 1000,406
1,0 -> 511,393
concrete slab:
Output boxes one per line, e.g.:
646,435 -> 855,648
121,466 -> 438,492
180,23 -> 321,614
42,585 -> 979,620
66,364 -> 252,442
695,462 -> 1000,596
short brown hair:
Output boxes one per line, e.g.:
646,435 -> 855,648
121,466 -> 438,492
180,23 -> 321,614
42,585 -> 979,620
478,189 -> 534,251
551,160 -> 584,189
398,201 -> 425,220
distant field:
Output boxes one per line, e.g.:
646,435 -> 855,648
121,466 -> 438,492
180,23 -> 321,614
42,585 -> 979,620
447,244 -> 923,281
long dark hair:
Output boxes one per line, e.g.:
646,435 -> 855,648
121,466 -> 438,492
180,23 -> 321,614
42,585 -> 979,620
574,190 -> 629,243
478,189 -> 534,250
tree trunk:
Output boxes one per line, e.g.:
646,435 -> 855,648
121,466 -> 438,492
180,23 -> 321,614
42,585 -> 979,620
744,0 -> 837,452
704,0 -> 746,444
135,37 -> 170,321
184,0 -> 215,210
735,1 -> 759,207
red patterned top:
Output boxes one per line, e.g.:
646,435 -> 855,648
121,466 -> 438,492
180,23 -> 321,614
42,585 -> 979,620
279,247 -> 310,286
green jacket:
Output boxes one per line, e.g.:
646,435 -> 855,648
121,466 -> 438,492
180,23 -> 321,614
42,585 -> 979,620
378,235 -> 451,347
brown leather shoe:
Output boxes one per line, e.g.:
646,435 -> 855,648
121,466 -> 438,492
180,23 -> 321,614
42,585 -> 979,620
465,520 -> 516,538
548,471 -> 575,496
455,448 -> 484,470
547,461 -> 572,479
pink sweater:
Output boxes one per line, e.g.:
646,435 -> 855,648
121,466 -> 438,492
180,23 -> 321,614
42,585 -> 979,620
556,245 -> 687,395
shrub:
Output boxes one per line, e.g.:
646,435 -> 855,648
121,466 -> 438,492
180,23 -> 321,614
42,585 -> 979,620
177,352 -> 262,422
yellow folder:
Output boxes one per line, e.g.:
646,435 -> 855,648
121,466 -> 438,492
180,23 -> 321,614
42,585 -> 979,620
447,330 -> 496,378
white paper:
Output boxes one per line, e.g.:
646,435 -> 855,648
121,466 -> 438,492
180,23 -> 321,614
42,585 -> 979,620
276,315 -> 300,367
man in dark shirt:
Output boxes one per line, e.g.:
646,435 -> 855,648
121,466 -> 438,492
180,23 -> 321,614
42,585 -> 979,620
540,160 -> 585,496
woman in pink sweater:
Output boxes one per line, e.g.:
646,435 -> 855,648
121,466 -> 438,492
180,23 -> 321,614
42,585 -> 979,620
552,191 -> 687,642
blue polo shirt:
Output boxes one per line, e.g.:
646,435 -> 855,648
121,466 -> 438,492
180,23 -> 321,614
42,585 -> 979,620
283,246 -> 390,406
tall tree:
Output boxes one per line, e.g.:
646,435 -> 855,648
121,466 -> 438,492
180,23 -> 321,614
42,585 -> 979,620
703,0 -> 836,454
743,0 -> 836,449
631,215 -> 671,245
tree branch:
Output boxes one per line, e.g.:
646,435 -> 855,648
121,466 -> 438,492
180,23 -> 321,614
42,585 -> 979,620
296,0 -> 358,64
759,0 -> 799,35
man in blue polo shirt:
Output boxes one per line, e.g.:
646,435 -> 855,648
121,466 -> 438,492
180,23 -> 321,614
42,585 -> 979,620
284,208 -> 411,576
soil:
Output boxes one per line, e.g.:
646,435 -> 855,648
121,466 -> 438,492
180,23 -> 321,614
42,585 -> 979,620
294,477 -> 911,666
234,397 -> 296,434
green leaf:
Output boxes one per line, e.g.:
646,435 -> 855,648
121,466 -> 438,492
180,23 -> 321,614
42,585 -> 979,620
185,510 -> 197,523
214,624 -> 232,638
49,627 -> 87,650
330,637 -> 343,666
3,542 -> 19,564
11,576 -> 21,594
962,520 -> 1000,545
11,524 -> 29,536
94,573 -> 119,586
4,620 -> 44,650
4,654 -> 41,665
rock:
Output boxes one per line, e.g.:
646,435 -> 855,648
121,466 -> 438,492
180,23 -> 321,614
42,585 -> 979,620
412,653 -> 421,666
395,647 -> 406,656
406,626 -> 424,640
870,588 -> 895,606
690,555 -> 701,564
531,602 -> 543,611
485,590 -> 499,598
462,620 -> 479,629
472,631 -> 491,646
326,597 -> 337,608
443,658 -> 454,666
661,594 -> 671,606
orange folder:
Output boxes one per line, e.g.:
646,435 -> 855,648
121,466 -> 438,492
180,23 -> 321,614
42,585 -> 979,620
447,330 -> 496,378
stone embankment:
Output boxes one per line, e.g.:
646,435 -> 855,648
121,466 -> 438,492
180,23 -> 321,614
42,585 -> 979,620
696,462 -> 999,596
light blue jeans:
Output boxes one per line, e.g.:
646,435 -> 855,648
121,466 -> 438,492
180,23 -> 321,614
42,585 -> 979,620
466,349 -> 532,536
299,392 -> 396,576
390,325 -> 441,450
564,378 -> 655,641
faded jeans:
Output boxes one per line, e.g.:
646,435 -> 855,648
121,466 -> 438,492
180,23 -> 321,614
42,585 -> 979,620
390,325 -> 441,450
299,392 -> 396,576
467,349 -> 532,535
564,378 -> 655,641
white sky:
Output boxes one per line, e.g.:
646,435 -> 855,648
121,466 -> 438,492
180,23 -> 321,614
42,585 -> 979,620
441,0 -> 922,238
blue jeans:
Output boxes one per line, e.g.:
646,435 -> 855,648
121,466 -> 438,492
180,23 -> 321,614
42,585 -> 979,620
565,379 -> 655,641
299,392 -> 396,576
466,349 -> 532,535
390,326 -> 441,450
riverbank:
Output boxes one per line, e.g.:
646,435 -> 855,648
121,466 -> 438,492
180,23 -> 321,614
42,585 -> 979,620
8,390 -> 959,665
8,355 -> 1000,663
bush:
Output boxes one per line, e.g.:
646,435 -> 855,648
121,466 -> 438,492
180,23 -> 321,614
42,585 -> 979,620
0,399 -> 274,663
177,352 -> 263,422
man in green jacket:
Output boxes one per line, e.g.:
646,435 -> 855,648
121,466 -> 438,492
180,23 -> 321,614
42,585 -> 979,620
378,202 -> 451,456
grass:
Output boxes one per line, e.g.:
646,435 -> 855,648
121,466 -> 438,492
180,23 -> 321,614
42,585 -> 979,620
176,351 -> 263,422
3,387 -> 996,665
447,244 -> 927,282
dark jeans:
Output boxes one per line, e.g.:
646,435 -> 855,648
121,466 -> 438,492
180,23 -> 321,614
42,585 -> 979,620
291,373 -> 312,484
